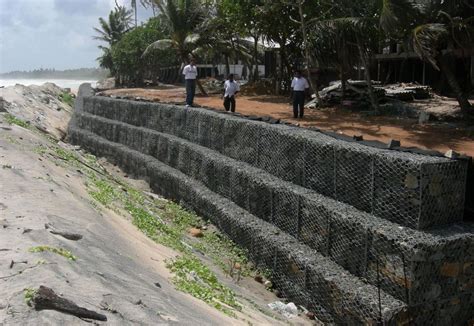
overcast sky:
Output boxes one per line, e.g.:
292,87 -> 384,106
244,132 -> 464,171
0,0 -> 154,73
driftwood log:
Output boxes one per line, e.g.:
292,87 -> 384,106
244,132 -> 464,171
33,286 -> 107,321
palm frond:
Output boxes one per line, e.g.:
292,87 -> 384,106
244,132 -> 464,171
143,39 -> 176,56
380,0 -> 417,35
412,23 -> 448,69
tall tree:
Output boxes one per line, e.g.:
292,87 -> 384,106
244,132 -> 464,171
131,0 -> 138,27
143,0 -> 205,81
94,5 -> 133,75
380,0 -> 474,113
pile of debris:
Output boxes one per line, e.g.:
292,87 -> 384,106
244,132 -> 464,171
383,83 -> 431,101
306,80 -> 432,109
200,77 -> 224,94
239,79 -> 273,96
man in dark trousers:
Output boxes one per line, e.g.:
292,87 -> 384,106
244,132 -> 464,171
290,70 -> 310,118
223,74 -> 240,112
183,58 -> 198,108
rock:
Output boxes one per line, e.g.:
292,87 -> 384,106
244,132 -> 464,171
264,280 -> 272,288
404,173 -> 419,189
267,301 -> 298,318
0,97 -> 7,112
387,139 -> 401,149
96,78 -> 115,91
444,150 -> 460,159
306,311 -> 316,320
189,227 -> 203,238
418,111 -> 430,124
254,275 -> 264,283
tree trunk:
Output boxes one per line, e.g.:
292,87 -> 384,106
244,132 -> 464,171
340,65 -> 346,100
356,36 -> 378,112
225,55 -> 230,77
253,35 -> 259,81
175,62 -> 185,84
297,0 -> 321,104
196,79 -> 208,96
439,55 -> 472,114
340,34 -> 347,100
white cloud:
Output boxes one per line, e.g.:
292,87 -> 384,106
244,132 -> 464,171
0,0 -> 153,73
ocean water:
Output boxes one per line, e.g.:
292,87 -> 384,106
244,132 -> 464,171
0,79 -> 97,91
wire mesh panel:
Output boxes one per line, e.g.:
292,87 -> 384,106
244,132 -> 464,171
195,112 -> 224,151
166,138 -> 180,169
249,228 -> 276,270
328,212 -> 369,277
176,140 -> 194,173
373,152 -> 421,227
212,156 -> 233,199
272,187 -> 302,238
222,118 -> 260,165
197,153 -> 218,191
153,132 -> 170,164
171,105 -> 187,139
229,166 -> 250,210
302,135 -> 336,198
420,161 -> 467,228
72,97 -> 474,325
247,174 -> 274,222
334,143 -> 376,213
366,235 -> 410,303
159,105 -> 177,135
181,108 -> 200,142
299,195 -> 331,255
87,98 -> 469,230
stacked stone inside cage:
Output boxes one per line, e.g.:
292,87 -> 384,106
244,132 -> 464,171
68,90 -> 474,325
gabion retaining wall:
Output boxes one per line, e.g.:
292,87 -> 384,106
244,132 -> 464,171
82,96 -> 468,230
74,110 -> 474,310
68,126 -> 409,325
68,85 -> 474,325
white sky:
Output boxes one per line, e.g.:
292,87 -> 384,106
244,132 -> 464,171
0,0 -> 154,73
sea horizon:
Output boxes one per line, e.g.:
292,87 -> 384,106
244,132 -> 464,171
0,78 -> 98,91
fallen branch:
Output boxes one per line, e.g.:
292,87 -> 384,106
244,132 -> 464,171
0,262 -> 56,280
32,286 -> 107,321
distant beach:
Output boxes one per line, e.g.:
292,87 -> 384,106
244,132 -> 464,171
0,79 -> 97,92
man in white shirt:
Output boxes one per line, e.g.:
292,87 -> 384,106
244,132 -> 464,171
223,74 -> 240,112
290,70 -> 310,118
183,58 -> 198,107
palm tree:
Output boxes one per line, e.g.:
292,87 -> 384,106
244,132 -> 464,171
380,0 -> 474,113
309,0 -> 382,111
94,5 -> 133,76
144,0 -> 204,63
94,5 -> 133,45
131,0 -> 138,27
143,0 -> 207,92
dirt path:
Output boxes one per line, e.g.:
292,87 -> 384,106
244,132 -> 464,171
103,87 -> 474,158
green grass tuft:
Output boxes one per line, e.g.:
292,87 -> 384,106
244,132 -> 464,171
85,172 -> 259,317
29,245 -> 77,261
5,113 -> 29,128
58,92 -> 74,107
24,288 -> 38,306
166,255 -> 241,316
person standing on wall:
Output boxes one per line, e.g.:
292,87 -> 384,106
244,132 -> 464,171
223,74 -> 240,113
290,70 -> 310,119
183,58 -> 198,108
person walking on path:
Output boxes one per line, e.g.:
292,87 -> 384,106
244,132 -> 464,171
290,70 -> 310,118
223,74 -> 240,113
183,58 -> 198,107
